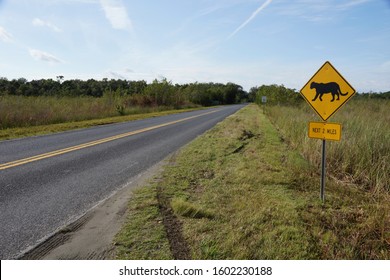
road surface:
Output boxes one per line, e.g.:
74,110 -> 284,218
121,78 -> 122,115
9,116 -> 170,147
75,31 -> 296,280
0,104 -> 245,259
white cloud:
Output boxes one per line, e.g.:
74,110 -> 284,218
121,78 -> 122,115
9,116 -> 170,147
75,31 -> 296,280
29,49 -> 63,63
0,26 -> 13,43
32,18 -> 62,32
100,0 -> 132,31
228,0 -> 273,39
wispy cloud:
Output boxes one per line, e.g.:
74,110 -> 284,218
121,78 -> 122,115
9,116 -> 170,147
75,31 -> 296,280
29,49 -> 63,63
276,0 -> 372,21
100,0 -> 132,31
0,26 -> 13,43
107,70 -> 126,80
32,18 -> 62,32
337,0 -> 372,10
228,0 -> 273,39
198,5 -> 222,17
380,60 -> 390,71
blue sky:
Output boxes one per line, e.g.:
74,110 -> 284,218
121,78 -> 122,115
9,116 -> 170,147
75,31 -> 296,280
1,0 -> 390,92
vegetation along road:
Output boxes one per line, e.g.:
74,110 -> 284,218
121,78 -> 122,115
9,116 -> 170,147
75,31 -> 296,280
114,103 -> 389,260
0,104 -> 245,259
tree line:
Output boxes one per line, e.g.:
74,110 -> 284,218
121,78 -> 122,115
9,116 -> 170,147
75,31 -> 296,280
1,77 -> 388,108
0,77 -> 248,107
249,84 -> 390,106
249,84 -> 302,105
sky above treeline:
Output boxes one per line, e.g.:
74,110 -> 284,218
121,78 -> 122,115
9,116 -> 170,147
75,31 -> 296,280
1,0 -> 390,92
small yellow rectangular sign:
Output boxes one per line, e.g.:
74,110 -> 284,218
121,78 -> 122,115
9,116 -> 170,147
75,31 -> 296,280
308,122 -> 341,141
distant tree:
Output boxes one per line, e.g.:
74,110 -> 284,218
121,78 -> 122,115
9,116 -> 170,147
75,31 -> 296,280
143,78 -> 175,106
56,75 -> 64,84
128,80 -> 147,95
248,87 -> 258,102
0,77 -> 9,95
255,84 -> 302,106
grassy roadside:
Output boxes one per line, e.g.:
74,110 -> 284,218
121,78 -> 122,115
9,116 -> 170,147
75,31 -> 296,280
114,104 -> 389,259
0,107 -> 206,141
264,99 -> 390,193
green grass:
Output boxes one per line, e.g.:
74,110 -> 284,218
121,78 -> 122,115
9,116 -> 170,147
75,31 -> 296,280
0,95 -> 205,140
114,185 -> 173,260
171,197 -> 214,219
114,104 -> 390,259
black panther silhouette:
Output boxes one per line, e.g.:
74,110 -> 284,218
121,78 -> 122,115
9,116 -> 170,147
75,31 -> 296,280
310,82 -> 348,102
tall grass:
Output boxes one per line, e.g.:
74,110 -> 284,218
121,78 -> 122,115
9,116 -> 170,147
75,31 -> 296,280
0,95 -> 197,129
264,99 -> 390,193
0,95 -> 112,128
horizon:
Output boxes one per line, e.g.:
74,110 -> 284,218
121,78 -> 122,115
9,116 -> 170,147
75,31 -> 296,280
1,76 -> 389,95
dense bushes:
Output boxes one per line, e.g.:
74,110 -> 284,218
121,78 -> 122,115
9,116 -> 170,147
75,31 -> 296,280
250,84 -> 303,106
250,84 -> 390,106
0,77 -> 247,107
0,77 -> 248,129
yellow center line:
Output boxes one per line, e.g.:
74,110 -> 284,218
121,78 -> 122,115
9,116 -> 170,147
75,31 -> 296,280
0,109 -> 221,171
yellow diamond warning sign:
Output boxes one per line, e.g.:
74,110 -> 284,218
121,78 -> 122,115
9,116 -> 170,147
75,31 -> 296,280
300,61 -> 355,121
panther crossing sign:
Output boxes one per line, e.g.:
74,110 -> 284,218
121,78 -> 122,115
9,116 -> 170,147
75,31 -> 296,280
300,61 -> 355,121
300,61 -> 356,203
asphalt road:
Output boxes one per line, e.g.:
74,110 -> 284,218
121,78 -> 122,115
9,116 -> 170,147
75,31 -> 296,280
0,104 -> 245,259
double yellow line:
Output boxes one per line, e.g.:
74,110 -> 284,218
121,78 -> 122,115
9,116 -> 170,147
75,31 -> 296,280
0,109 -> 221,171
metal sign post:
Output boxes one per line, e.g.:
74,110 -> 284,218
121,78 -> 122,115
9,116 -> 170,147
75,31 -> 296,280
320,139 -> 326,202
261,96 -> 267,114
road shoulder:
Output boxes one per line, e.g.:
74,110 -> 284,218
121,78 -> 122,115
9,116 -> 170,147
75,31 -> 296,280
19,160 -> 167,260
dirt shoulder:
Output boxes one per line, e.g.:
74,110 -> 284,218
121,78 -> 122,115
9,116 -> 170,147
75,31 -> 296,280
19,160 -> 167,260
